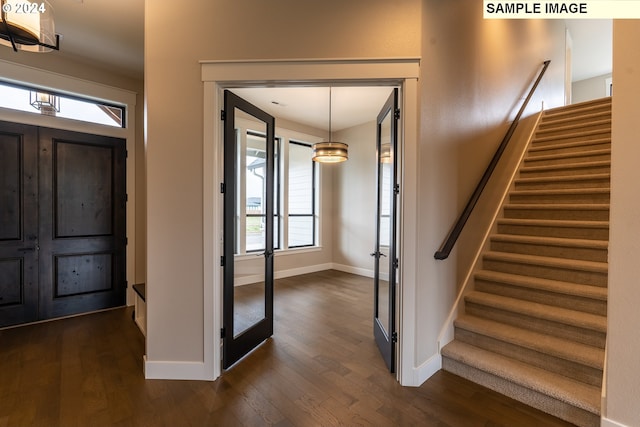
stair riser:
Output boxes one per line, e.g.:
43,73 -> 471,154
535,123 -> 611,139
545,103 -> 611,119
532,129 -> 611,145
474,279 -> 607,316
454,328 -> 603,386
497,223 -> 609,240
482,258 -> 608,287
514,178 -> 610,190
490,239 -> 608,262
524,153 -> 610,167
519,164 -> 610,178
465,302 -> 606,348
509,192 -> 610,204
538,113 -> 611,130
441,357 -> 601,427
503,207 -> 609,221
528,142 -> 611,158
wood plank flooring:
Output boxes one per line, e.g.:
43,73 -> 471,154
0,270 -> 577,426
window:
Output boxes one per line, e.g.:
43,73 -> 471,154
233,121 -> 320,255
288,141 -> 316,248
243,131 -> 280,252
0,81 -> 125,128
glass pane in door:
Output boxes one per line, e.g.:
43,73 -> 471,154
373,87 -> 398,373
233,121 -> 268,338
376,113 -> 392,337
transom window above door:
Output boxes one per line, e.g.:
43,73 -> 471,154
0,80 -> 126,128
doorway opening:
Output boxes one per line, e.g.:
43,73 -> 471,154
201,58 -> 420,385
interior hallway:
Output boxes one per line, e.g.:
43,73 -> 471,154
0,270 -> 575,426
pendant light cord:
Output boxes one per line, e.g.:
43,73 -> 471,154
328,87 -> 332,140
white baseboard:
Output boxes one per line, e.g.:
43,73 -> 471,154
408,352 -> 442,387
144,356 -> 214,380
331,263 -> 374,278
235,263 -> 334,286
276,263 -> 333,279
601,417 -> 629,427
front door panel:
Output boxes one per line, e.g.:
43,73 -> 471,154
0,122 -> 38,327
223,90 -> 275,368
38,127 -> 127,319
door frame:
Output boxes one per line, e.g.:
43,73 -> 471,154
202,58 -> 420,385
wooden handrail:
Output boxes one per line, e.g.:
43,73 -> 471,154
434,60 -> 551,260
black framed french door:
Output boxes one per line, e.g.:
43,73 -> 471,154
371,88 -> 399,372
222,90 -> 276,369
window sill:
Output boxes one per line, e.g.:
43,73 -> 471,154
234,246 -> 323,261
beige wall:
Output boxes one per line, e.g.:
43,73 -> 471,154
145,0 -> 421,364
572,73 -> 612,104
417,2 -> 566,362
332,121 -> 378,274
605,20 -> 640,427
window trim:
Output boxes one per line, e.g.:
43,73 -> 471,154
287,140 -> 317,249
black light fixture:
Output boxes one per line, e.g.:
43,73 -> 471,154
312,87 -> 348,163
0,0 -> 59,52
30,90 -> 60,114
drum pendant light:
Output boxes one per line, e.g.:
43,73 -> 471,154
312,87 -> 348,163
0,0 -> 59,52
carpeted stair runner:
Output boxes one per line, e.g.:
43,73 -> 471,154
442,97 -> 611,427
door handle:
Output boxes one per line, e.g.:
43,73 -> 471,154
18,247 -> 37,252
370,251 -> 387,258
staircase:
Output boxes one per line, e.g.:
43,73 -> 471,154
441,97 -> 611,427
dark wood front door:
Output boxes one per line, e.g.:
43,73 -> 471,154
0,122 -> 127,327
0,122 -> 39,326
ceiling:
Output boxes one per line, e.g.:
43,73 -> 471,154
16,3 -> 612,130
50,0 -> 144,80
231,86 -> 397,132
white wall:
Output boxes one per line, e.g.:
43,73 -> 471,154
604,20 -> 640,427
572,73 -> 612,103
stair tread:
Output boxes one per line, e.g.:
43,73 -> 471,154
465,291 -> 607,332
475,269 -> 608,301
544,98 -> 611,116
524,148 -> 611,162
535,119 -> 611,135
515,173 -> 610,184
529,138 -> 610,153
490,233 -> 608,250
533,129 -> 611,144
539,112 -> 611,127
484,250 -> 608,273
454,314 -> 605,368
498,217 -> 609,228
504,203 -> 609,211
441,341 -> 601,414
520,160 -> 610,173
511,187 -> 610,196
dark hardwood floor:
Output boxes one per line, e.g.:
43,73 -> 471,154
0,270 -> 576,426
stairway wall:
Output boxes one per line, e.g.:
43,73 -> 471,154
438,113 -> 542,349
